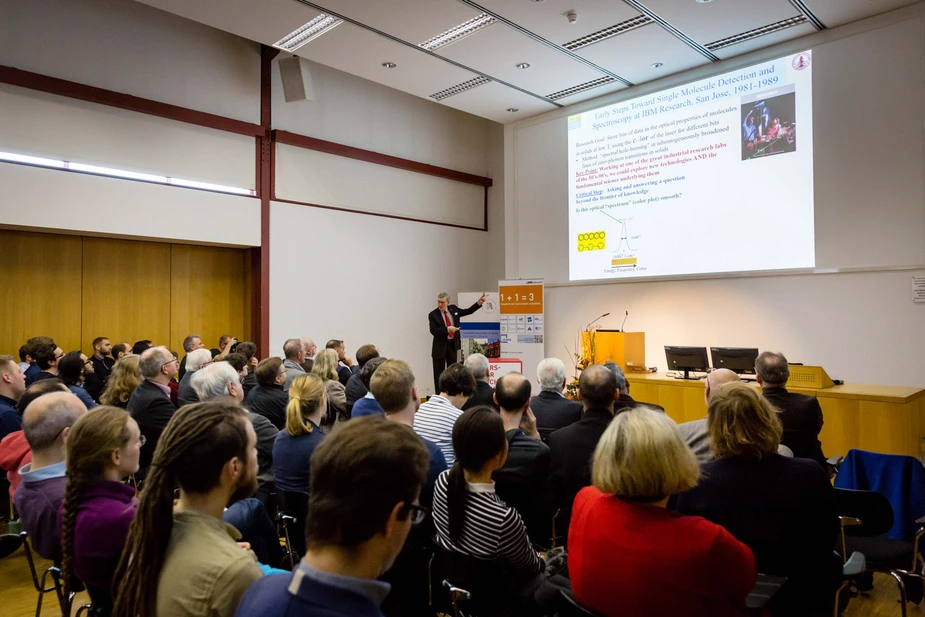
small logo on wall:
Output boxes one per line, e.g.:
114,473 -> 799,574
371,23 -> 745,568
483,299 -> 498,314
791,52 -> 811,70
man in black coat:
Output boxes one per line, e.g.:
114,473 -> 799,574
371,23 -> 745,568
428,292 -> 485,392
530,357 -> 582,442
127,347 -> 179,475
345,344 -> 380,417
244,357 -> 289,430
461,353 -> 497,411
756,351 -> 826,466
547,364 -> 617,535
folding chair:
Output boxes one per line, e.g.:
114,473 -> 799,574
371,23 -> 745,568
20,531 -> 65,617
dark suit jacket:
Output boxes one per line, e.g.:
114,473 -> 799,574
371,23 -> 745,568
493,428 -> 551,544
461,380 -> 497,411
345,371 -> 367,417
245,384 -> 288,430
177,371 -> 200,407
548,407 -> 613,528
428,302 -> 481,358
242,367 -> 258,397
615,392 -> 666,414
126,380 -> 178,469
762,386 -> 826,466
531,391 -> 581,441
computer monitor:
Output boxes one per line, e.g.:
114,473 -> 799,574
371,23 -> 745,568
710,347 -> 760,375
664,346 -> 709,380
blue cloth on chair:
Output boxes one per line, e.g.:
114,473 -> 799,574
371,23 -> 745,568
834,449 -> 925,541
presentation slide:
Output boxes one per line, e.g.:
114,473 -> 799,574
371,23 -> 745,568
568,51 -> 815,281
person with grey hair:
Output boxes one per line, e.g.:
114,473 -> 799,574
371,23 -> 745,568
461,353 -> 497,411
178,347 -> 212,407
428,291 -> 486,393
177,333 -> 205,381
14,391 -> 86,561
756,351 -> 826,466
604,360 -> 665,414
127,346 -> 179,476
282,338 -> 306,391
531,357 -> 582,440
299,337 -> 316,373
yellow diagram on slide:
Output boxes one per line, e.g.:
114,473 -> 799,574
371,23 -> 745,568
577,231 -> 606,251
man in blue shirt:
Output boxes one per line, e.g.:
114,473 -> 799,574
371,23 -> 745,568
22,336 -> 55,386
234,416 -> 430,617
351,357 -> 387,418
0,355 -> 27,441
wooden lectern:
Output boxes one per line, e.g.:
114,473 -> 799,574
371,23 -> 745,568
582,330 -> 646,373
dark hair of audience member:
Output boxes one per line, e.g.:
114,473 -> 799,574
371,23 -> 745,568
26,336 -> 54,358
34,343 -> 58,371
359,357 -> 387,391
325,339 -> 343,350
447,406 -> 507,542
223,353 -> 247,374
235,342 -> 257,362
305,418 -> 429,550
57,351 -> 86,387
18,344 -> 29,363
18,379 -> 69,413
495,373 -> 531,410
92,336 -> 108,349
131,340 -> 152,356
112,401 -> 249,617
61,407 -> 132,599
255,357 -> 283,388
355,344 -> 380,367
111,342 -> 130,358
439,363 -> 476,397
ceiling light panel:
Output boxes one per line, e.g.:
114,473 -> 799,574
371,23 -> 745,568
273,13 -> 343,51
706,15 -> 808,51
435,79 -> 556,123
475,0 -> 640,45
639,0 -> 800,45
553,79 -> 627,107
800,0 -> 918,28
420,13 -> 498,50
308,0 -> 484,44
429,76 -> 493,101
711,21 -> 816,60
562,15 -> 654,51
546,76 -> 618,100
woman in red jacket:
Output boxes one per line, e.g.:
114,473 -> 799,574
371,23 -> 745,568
568,406 -> 757,617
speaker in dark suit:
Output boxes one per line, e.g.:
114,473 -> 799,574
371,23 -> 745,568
428,293 -> 485,392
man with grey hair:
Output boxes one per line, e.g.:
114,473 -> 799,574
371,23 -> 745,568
14,391 -> 86,561
461,353 -> 497,411
757,351 -> 826,466
299,337 -> 316,373
530,357 -> 581,440
604,360 -> 665,414
428,292 -> 486,392
127,346 -> 179,475
282,338 -> 306,391
177,333 -> 205,381
178,347 -> 212,407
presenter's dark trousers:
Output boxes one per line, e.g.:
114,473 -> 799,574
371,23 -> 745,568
433,346 -> 458,393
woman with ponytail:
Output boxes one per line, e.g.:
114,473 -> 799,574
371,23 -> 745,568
271,374 -> 326,493
60,406 -> 141,615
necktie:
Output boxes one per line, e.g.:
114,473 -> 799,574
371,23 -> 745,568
444,311 -> 454,339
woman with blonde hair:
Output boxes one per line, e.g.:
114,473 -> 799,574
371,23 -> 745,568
272,373 -> 327,494
676,383 -> 840,616
60,406 -> 142,615
569,406 -> 756,617
100,355 -> 141,408
311,348 -> 346,425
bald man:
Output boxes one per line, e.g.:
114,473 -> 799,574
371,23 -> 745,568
13,391 -> 86,561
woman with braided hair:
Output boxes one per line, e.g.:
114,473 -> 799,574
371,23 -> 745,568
60,406 -> 141,616
112,400 -> 263,617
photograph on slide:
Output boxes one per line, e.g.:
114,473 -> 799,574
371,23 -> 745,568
740,90 -> 797,161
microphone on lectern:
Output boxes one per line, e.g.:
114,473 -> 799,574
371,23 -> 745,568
587,312 -> 610,330
620,311 -> 629,332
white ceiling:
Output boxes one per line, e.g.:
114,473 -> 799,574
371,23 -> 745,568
136,0 -> 920,124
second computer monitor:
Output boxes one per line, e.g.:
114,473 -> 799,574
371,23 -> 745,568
710,347 -> 760,375
664,346 -> 709,380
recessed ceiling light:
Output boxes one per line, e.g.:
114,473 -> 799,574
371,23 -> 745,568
420,13 -> 497,51
507,108 -> 519,112
531,0 -> 546,3
273,14 -> 343,52
382,62 -> 397,68
650,62 -> 664,68
695,0 -> 713,3
516,62 -> 531,69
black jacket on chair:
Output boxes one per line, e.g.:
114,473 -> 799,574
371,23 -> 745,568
462,380 -> 497,411
530,391 -> 582,440
245,384 -> 288,431
344,371 -> 367,417
127,380 -> 178,470
428,302 -> 481,358
761,386 -> 826,466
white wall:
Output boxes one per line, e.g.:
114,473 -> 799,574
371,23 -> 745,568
507,7 -> 925,386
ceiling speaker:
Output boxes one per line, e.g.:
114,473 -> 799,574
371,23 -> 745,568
278,56 -> 315,102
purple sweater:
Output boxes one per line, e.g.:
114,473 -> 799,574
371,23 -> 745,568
14,462 -> 67,562
62,481 -> 137,591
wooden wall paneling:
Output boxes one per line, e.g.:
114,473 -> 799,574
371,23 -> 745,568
81,237 -> 171,353
169,244 -> 249,356
627,381 -> 660,408
817,397 -> 860,459
0,230 -> 83,355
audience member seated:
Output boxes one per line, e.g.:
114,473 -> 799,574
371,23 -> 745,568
345,344 -> 380,416
676,383 -> 840,616
604,361 -> 665,413
530,357 -> 582,440
18,344 -> 32,376
23,336 -> 55,386
351,357 -> 387,418
212,334 -> 237,362
569,406 -> 757,617
178,347 -> 212,407
282,338 -> 306,391
178,334 -> 205,381
756,351 -> 826,466
245,357 -> 289,430
434,406 -> 565,615
461,353 -> 497,411
112,401 -> 263,617
222,352 -> 249,383
111,342 -> 131,364
58,351 -> 99,410
326,339 -> 355,386
32,342 -> 64,382
492,373 -> 551,545
548,364 -> 617,532
0,355 -> 26,441
235,418 -> 430,617
60,406 -> 141,612
131,340 -> 152,356
273,374 -> 326,494
312,349 -> 347,425
412,363 -> 475,466
193,362 -> 278,505
100,355 -> 141,409
299,337 -> 316,374
127,347 -> 179,475
14,391 -> 87,562
235,342 -> 259,396
679,368 -> 741,463
89,337 -> 114,386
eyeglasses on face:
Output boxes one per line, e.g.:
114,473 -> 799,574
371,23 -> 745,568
405,504 -> 429,526
139,434 -> 147,447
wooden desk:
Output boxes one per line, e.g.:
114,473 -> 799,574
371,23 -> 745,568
625,372 -> 925,458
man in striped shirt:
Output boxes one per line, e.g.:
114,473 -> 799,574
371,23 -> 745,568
412,363 -> 475,466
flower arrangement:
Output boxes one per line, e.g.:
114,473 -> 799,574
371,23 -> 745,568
564,327 -> 597,399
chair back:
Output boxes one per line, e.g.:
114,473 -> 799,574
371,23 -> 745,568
834,488 -> 894,537
559,589 -> 604,616
538,427 -> 554,444
278,490 -> 309,560
433,547 -> 518,617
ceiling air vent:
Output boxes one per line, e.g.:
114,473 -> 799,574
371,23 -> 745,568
430,76 -> 492,101
547,76 -> 618,101
562,15 -> 653,51
706,15 -> 808,51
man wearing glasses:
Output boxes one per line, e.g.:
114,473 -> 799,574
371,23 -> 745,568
127,346 -> 180,478
31,343 -> 65,382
